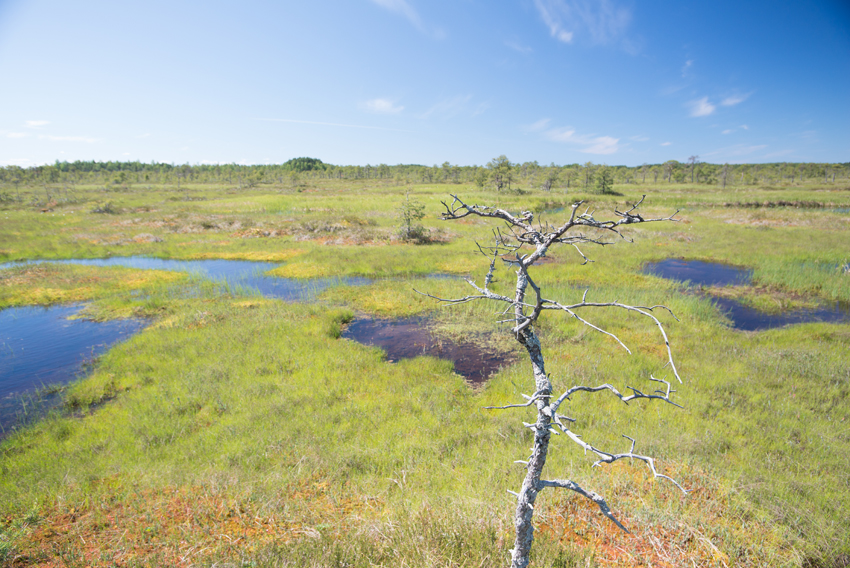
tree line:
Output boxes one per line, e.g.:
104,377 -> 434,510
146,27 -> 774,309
1,157 -> 848,196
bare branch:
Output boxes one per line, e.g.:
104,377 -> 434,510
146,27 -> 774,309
483,388 -> 549,410
538,479 -> 630,533
556,427 -> 689,494
541,297 -> 682,384
550,376 -> 681,414
426,194 -> 684,568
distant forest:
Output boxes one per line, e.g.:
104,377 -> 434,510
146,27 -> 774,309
2,156 -> 848,193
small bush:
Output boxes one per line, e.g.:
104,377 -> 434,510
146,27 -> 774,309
90,201 -> 118,214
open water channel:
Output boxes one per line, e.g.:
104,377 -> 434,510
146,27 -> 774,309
644,259 -> 850,331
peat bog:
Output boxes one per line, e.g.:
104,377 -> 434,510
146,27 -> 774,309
341,315 -> 514,385
0,258 -> 495,431
645,258 -> 850,330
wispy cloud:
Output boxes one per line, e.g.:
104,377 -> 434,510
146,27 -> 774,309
362,98 -> 404,114
39,134 -> 99,143
7,132 -> 28,138
703,144 -> 767,158
505,39 -> 533,54
688,97 -> 716,117
525,118 -> 551,132
761,149 -> 795,159
722,129 -> 733,134
420,95 -> 476,119
369,0 -> 439,36
25,120 -> 50,128
660,142 -> 672,146
721,93 -> 751,106
535,0 -> 573,42
630,135 -> 649,142
533,0 -> 631,46
543,125 -> 620,154
254,117 -> 414,133
0,158 -> 35,166
681,59 -> 693,78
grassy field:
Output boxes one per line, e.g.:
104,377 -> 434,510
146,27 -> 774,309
0,177 -> 848,567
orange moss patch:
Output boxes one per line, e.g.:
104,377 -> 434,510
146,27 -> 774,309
9,481 -> 371,567
536,463 -> 789,567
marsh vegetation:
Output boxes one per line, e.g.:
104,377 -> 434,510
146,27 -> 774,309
0,164 -> 848,567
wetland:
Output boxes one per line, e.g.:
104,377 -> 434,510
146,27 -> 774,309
1,171 -> 848,567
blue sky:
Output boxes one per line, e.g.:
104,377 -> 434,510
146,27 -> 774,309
1,0 -> 848,167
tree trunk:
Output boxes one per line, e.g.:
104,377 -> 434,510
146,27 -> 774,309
510,270 -> 553,568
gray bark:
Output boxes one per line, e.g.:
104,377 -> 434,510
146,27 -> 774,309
425,195 -> 687,568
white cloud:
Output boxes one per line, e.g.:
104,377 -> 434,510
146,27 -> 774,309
536,0 -> 574,43
660,142 -> 672,146
0,158 -> 35,166
546,127 -> 577,142
370,0 -> 427,33
722,129 -> 733,134
721,93 -> 751,106
255,117 -> 415,133
761,149 -> 795,159
25,120 -> 49,128
362,98 -> 404,114
688,97 -> 716,117
7,132 -> 28,138
533,0 -> 631,46
505,39 -> 533,54
472,101 -> 490,117
136,132 -> 152,138
582,135 -> 619,154
39,135 -> 99,143
702,144 -> 767,158
630,135 -> 649,142
681,59 -> 693,78
543,125 -> 620,154
526,118 -> 551,132
420,94 -> 474,119
740,124 -> 749,130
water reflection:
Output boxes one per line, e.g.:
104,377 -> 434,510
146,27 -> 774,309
645,259 -> 752,287
645,259 -> 849,331
0,304 -> 145,432
341,316 -> 513,385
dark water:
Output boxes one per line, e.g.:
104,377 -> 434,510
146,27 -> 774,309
0,304 -> 146,432
0,257 -> 374,433
341,316 -> 514,385
645,259 -> 850,331
2,257 -> 372,302
645,258 -> 752,287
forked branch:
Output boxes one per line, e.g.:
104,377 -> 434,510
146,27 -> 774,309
426,195 -> 685,568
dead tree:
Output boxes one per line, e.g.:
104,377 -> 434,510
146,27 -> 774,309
421,195 -> 687,568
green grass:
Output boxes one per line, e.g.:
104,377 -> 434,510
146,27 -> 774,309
0,262 -> 187,309
1,177 -> 849,566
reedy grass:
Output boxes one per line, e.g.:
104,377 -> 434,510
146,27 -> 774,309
0,263 -> 186,309
0,293 -> 806,567
1,178 -> 849,566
